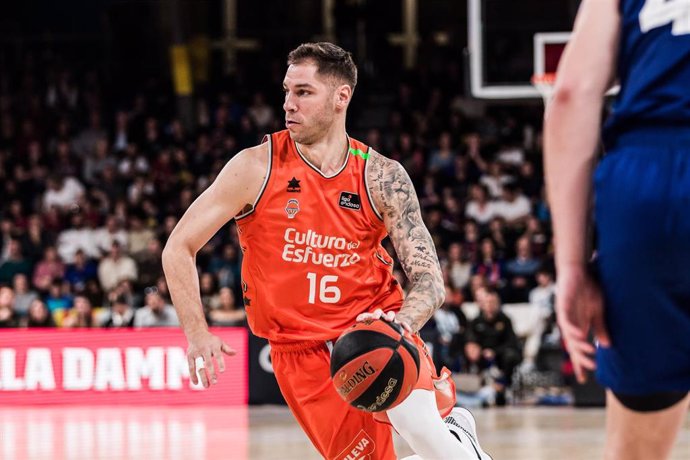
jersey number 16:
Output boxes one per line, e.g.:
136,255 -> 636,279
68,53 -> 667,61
307,273 -> 341,304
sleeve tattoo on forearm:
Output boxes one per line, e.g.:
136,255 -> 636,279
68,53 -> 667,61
368,152 -> 445,331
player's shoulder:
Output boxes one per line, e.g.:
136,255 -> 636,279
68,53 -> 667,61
235,138 -> 270,171
213,139 -> 270,197
365,149 -> 413,213
366,148 -> 407,182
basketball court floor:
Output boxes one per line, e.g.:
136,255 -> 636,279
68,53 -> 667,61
2,405 -> 690,459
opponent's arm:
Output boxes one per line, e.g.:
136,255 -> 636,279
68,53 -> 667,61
367,151 -> 445,333
162,142 -> 268,386
544,0 -> 619,272
543,0 -> 619,381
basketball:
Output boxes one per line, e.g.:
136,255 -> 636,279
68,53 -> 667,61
329,319 -> 420,412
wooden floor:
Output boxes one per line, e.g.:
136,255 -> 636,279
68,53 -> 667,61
1,405 -> 689,459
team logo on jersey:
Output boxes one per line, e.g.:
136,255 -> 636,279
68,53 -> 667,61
339,192 -> 361,211
285,199 -> 300,219
287,177 -> 301,193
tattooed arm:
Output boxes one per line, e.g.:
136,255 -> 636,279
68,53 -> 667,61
367,150 -> 446,332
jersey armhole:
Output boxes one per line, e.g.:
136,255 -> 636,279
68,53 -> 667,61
364,147 -> 384,222
235,134 -> 273,221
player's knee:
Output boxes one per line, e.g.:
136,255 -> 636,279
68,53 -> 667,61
612,390 -> 688,412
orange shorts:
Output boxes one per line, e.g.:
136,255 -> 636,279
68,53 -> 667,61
269,334 -> 456,460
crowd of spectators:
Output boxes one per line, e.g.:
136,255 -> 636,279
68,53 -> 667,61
0,52 -> 564,402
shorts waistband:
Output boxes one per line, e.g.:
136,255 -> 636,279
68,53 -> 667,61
269,339 -> 333,352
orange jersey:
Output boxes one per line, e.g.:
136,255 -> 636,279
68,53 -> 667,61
236,130 -> 404,342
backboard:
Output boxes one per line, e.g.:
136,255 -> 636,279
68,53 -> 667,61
468,0 -> 580,99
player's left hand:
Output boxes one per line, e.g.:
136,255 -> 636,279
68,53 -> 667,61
556,265 -> 611,384
357,308 -> 412,333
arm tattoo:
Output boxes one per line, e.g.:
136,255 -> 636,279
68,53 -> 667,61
367,151 -> 446,332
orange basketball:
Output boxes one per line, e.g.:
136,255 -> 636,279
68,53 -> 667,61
330,319 -> 420,412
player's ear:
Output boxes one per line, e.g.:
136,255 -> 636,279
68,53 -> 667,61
334,83 -> 352,110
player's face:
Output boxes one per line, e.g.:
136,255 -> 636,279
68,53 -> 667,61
282,62 -> 337,145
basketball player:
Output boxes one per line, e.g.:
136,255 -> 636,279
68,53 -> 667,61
163,43 -> 490,459
544,0 -> 690,458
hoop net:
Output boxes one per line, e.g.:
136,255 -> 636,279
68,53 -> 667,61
531,73 -> 556,107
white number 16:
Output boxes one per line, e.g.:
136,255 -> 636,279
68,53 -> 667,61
307,273 -> 341,304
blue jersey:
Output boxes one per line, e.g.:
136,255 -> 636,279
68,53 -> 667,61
603,0 -> 690,148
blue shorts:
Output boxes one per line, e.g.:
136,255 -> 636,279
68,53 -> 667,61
594,140 -> 690,394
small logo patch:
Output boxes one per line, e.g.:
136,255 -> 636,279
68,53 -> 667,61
287,177 -> 301,193
285,199 -> 300,219
337,430 -> 376,460
339,192 -> 361,211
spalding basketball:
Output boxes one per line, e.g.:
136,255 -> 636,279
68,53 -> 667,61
330,319 -> 420,412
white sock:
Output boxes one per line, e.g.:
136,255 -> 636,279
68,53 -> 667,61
386,389 -> 477,460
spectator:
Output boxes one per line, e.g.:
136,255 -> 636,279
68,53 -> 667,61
0,219 -> 15,262
33,246 -> 65,292
7,199 -> 28,232
428,131 -> 456,179
134,238 -> 164,290
494,182 -> 531,229
464,184 -> 497,226
42,174 -> 84,212
462,220 -> 480,265
445,242 -> 472,291
12,273 -> 39,317
0,286 -> 18,327
496,144 -> 525,167
56,213 -> 100,263
521,269 -> 558,372
65,249 -> 98,292
101,294 -> 135,328
480,162 -> 512,199
22,214 -> 52,263
247,92 -> 275,132
517,161 -> 542,200
94,215 -> 128,254
97,241 -> 138,292
134,288 -> 179,327
433,286 -> 465,371
504,236 -> 542,303
199,272 -> 217,310
61,295 -> 95,328
208,244 -> 241,290
473,238 -> 504,289
118,144 -> 150,180
112,110 -> 130,152
208,287 -> 246,326
0,239 -> 32,285
465,273 -> 488,303
523,216 -> 550,258
22,299 -> 56,327
45,281 -> 73,313
73,110 -> 107,159
127,174 -> 155,208
82,279 -> 104,307
465,288 -> 522,406
127,213 -> 156,255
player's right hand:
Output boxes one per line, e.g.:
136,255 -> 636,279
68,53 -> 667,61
556,266 -> 611,384
186,329 -> 236,388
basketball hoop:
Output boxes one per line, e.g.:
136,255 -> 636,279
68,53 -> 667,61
531,73 -> 557,107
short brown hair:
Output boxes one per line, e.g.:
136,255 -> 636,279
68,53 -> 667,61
287,42 -> 357,90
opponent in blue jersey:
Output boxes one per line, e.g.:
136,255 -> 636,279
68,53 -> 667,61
545,0 -> 690,459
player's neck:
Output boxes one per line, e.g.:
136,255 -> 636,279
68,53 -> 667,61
296,123 -> 348,176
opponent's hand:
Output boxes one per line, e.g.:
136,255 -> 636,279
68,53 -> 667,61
186,329 -> 236,388
356,308 -> 412,333
556,266 -> 611,384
